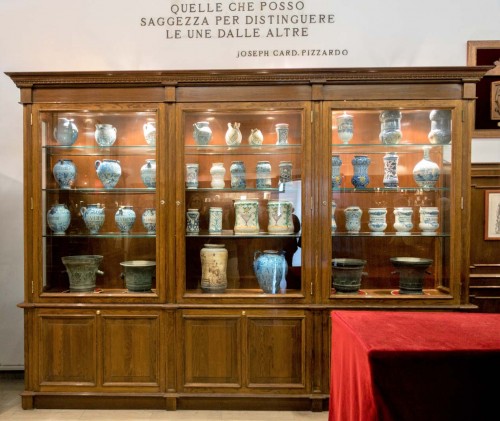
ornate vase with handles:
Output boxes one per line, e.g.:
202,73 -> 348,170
140,159 -> 156,188
393,207 -> 413,235
185,163 -> 199,189
344,206 -> 362,233
351,155 -> 370,188
331,200 -> 337,233
234,200 -> 259,234
186,209 -> 200,234
368,208 -> 387,235
225,122 -> 242,146
428,110 -> 451,145
383,152 -> 399,188
332,155 -> 342,189
210,162 -> 226,189
275,123 -> 289,145
94,123 -> 117,146
141,208 -> 156,234
200,244 -> 228,293
419,206 -> 439,235
248,128 -> 264,145
256,161 -> 272,189
209,207 -> 223,234
390,257 -> 433,295
193,121 -> 212,145
115,205 -> 136,233
143,121 -> 156,146
413,146 -> 440,189
120,260 -> 156,292
62,255 -> 103,292
253,250 -> 287,294
230,161 -> 246,189
95,159 -> 121,189
53,118 -> 78,146
379,110 -> 402,144
53,159 -> 76,189
80,203 -> 105,234
47,203 -> 71,235
267,200 -> 294,235
336,112 -> 353,144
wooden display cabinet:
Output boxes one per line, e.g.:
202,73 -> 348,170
7,67 -> 487,411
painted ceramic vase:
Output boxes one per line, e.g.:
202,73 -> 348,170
256,161 -> 272,189
142,208 -> 156,234
230,161 -> 246,189
53,159 -> 76,189
47,203 -> 71,235
331,200 -> 337,233
344,206 -> 362,234
332,155 -> 342,189
390,257 -> 433,295
379,110 -> 402,144
140,159 -> 156,188
279,161 -> 292,184
413,146 -> 440,189
393,207 -> 413,235
383,152 -> 399,188
275,123 -> 289,145
95,159 -> 121,189
368,208 -> 387,235
186,208 -> 200,234
143,121 -> 156,146
193,121 -> 212,145
53,118 -> 78,146
115,205 -> 136,233
419,206 -> 439,235
80,203 -> 105,235
61,255 -> 103,292
210,162 -> 226,189
248,128 -> 264,145
351,155 -> 370,188
267,200 -> 294,235
336,113 -> 353,144
120,260 -> 156,292
208,207 -> 223,234
253,250 -> 287,294
186,163 -> 199,189
331,258 -> 366,293
428,110 -> 452,145
234,200 -> 259,234
94,123 -> 117,147
225,122 -> 242,146
200,244 -> 228,293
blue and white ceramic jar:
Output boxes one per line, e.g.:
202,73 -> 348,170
143,121 -> 156,146
351,155 -> 370,188
336,112 -> 354,144
230,161 -> 246,189
275,123 -> 289,145
140,159 -> 156,188
94,123 -> 117,147
256,161 -> 272,189
428,110 -> 452,145
344,206 -> 362,234
142,208 -> 156,234
393,207 -> 413,235
413,146 -> 440,189
185,163 -> 199,189
234,200 -> 259,234
53,159 -> 76,189
379,110 -> 402,144
53,118 -> 78,146
383,152 -> 399,188
267,200 -> 294,235
368,208 -> 387,235
253,250 -> 287,294
332,155 -> 342,189
47,203 -> 71,235
193,121 -> 212,145
80,204 -> 105,235
419,206 -> 439,235
279,161 -> 293,184
208,207 -> 223,234
186,209 -> 200,234
95,159 -> 121,189
115,205 -> 136,233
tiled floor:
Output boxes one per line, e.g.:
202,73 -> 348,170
0,378 -> 329,421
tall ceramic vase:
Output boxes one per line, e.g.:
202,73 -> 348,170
253,250 -> 287,294
332,155 -> 342,189
344,206 -> 362,234
53,159 -> 77,189
428,110 -> 451,145
95,159 -> 121,189
413,146 -> 440,189
47,203 -> 71,235
379,110 -> 402,144
336,112 -> 353,144
200,244 -> 228,293
383,152 -> 399,188
193,121 -> 212,145
115,205 -> 136,233
230,161 -> 246,189
140,159 -> 156,188
210,163 -> 226,188
80,204 -> 105,234
351,155 -> 370,188
53,118 -> 78,146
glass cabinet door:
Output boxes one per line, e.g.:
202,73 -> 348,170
38,106 -> 160,298
178,103 -> 308,299
328,104 -> 459,301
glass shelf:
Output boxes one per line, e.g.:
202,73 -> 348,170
331,187 -> 450,193
331,143 -> 451,150
44,145 -> 156,156
43,233 -> 156,238
185,144 -> 301,155
44,188 -> 156,194
187,230 -> 301,238
331,232 -> 450,237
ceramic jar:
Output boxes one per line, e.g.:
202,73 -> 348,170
351,155 -> 370,188
230,161 -> 246,189
210,162 -> 226,189
279,161 -> 292,184
186,209 -> 200,234
185,163 -> 199,189
256,161 -> 272,189
95,159 -> 121,189
253,250 -> 287,294
80,204 -> 105,235
115,205 -> 136,233
248,128 -> 264,145
344,206 -> 362,234
336,113 -> 354,144
143,121 -> 156,146
234,200 -> 259,234
142,208 -> 156,234
413,146 -> 440,189
428,110 -> 452,145
390,257 -> 433,295
120,260 -> 156,292
393,207 -> 413,235
61,255 -> 103,292
331,258 -> 366,293
47,203 -> 71,235
94,123 -> 117,146
267,200 -> 294,235
193,121 -> 212,145
200,244 -> 228,293
419,206 -> 439,235
368,208 -> 387,235
379,110 -> 402,144
53,118 -> 78,146
275,123 -> 289,145
331,200 -> 337,233
225,122 -> 242,146
53,159 -> 76,189
140,159 -> 156,188
383,152 -> 399,188
209,207 -> 223,234
332,155 -> 342,189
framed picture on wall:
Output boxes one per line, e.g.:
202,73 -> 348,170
485,190 -> 500,240
467,40 -> 500,137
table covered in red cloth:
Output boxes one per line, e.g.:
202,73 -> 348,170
329,311 -> 500,421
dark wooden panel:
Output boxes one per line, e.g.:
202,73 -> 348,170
177,86 -> 311,102
32,87 -> 166,103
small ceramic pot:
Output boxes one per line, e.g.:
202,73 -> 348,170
368,208 -> 387,235
53,159 -> 76,189
186,209 -> 200,234
275,123 -> 289,145
279,161 -> 292,184
351,155 -> 370,188
419,207 -> 439,235
95,159 -> 121,189
200,244 -> 228,293
230,161 -> 246,189
331,258 -> 366,293
142,208 -> 156,234
115,205 -> 136,233
234,200 -> 259,234
267,200 -> 294,235
80,203 -> 105,235
393,207 -> 413,235
193,121 -> 212,145
210,163 -> 226,189
379,110 -> 402,144
53,118 -> 78,146
143,121 -> 156,146
248,128 -> 264,145
186,163 -> 199,189
428,110 -> 451,145
140,159 -> 156,188
120,260 -> 156,292
209,207 -> 223,234
94,123 -> 117,147
344,206 -> 362,234
225,122 -> 242,146
256,161 -> 272,189
47,203 -> 71,235
337,113 -> 353,144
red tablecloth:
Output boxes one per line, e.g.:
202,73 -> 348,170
329,311 -> 500,421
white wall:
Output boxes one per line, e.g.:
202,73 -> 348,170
1,0 -> 499,369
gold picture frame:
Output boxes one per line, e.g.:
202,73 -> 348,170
485,190 -> 500,240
